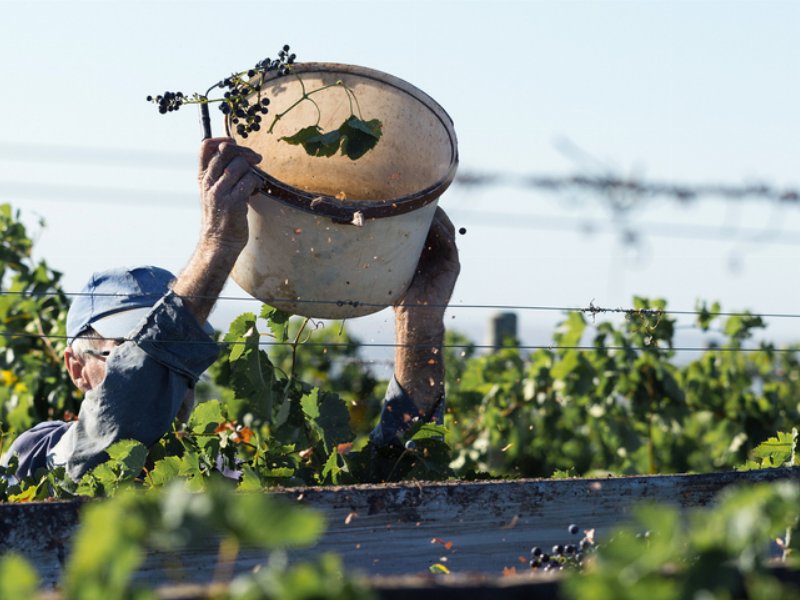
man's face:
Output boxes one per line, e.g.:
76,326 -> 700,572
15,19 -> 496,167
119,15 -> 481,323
66,338 -> 119,391
64,339 -> 197,419
81,339 -> 119,388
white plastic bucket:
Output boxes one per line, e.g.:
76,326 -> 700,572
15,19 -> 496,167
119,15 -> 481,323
228,63 -> 458,319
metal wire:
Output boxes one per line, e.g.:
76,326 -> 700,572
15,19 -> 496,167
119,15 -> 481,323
0,289 -> 795,321
0,330 -> 795,355
454,171 -> 800,204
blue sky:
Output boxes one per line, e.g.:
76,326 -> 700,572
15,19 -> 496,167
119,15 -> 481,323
2,0 -> 799,365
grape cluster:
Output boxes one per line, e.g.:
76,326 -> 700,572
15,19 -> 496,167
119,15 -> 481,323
146,44 -> 298,138
146,91 -> 184,114
216,45 -> 296,139
221,92 -> 271,140
254,44 -> 296,75
528,523 -> 595,573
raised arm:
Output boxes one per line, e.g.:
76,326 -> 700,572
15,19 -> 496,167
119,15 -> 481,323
171,137 -> 263,323
393,207 -> 461,417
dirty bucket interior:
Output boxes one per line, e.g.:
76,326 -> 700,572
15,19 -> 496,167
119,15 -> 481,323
229,63 -> 458,204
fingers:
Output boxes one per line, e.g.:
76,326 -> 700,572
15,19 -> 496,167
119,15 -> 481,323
213,155 -> 254,194
432,206 -> 456,239
198,137 -> 230,174
422,207 -> 458,262
200,139 -> 262,189
231,171 -> 263,199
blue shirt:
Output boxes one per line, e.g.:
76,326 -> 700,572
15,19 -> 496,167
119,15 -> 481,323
1,291 -> 218,481
1,291 -> 442,481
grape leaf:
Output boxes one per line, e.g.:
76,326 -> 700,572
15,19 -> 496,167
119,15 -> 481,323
238,465 -> 264,492
224,316 -> 277,420
281,125 -> 341,157
410,423 -> 448,442
225,312 -> 257,362
338,116 -> 382,160
749,429 -> 798,467
261,305 -> 291,343
300,388 -> 320,419
301,388 -> 352,451
7,486 -> 38,503
321,450 -> 345,484
188,399 -> 224,434
147,456 -> 183,487
105,440 -> 148,477
316,390 -> 353,449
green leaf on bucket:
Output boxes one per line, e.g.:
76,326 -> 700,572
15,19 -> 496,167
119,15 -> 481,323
339,116 -> 382,160
281,125 -> 341,158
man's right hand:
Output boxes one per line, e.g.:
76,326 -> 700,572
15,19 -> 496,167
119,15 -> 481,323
197,137 -> 263,252
172,138 -> 263,326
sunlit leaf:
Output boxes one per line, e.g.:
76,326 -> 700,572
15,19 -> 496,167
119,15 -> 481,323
338,116 -> 382,160
281,125 -> 341,157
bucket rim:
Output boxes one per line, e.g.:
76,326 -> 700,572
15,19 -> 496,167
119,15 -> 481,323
227,62 -> 459,221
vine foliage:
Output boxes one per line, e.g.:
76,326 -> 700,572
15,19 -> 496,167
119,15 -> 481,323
0,204 -> 74,450
2,202 -> 800,597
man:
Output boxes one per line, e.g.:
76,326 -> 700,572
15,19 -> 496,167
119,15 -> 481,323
1,138 -> 460,481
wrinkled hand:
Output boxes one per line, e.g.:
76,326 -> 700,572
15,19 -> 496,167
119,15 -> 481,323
197,137 -> 263,251
395,207 -> 461,326
173,139 -> 263,325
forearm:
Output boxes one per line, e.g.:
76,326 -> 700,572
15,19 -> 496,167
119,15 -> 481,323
171,239 -> 242,326
393,307 -> 446,417
369,309 -> 446,446
174,137 -> 262,324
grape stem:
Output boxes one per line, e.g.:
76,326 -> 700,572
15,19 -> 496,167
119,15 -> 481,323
266,78 -> 359,135
158,65 -> 368,143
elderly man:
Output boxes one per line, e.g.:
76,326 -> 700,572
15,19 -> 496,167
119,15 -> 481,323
1,138 -> 460,482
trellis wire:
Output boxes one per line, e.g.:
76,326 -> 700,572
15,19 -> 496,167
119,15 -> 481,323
0,289 -> 796,321
454,171 -> 800,204
1,331 -> 796,356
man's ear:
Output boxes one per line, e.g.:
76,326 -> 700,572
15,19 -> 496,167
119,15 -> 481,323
64,347 -> 90,391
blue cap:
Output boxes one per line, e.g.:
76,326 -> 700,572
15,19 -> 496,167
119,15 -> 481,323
66,266 -> 177,343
